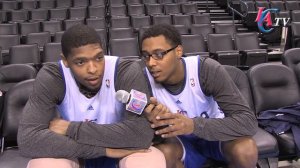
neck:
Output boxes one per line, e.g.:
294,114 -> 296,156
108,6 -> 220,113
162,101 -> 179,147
77,82 -> 99,98
165,58 -> 185,85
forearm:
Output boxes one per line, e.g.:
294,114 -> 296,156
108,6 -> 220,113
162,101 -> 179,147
66,117 -> 154,149
18,122 -> 106,159
192,111 -> 257,141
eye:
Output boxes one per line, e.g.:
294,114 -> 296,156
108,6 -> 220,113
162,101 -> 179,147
155,51 -> 164,58
95,55 -> 104,61
141,51 -> 150,58
74,60 -> 85,66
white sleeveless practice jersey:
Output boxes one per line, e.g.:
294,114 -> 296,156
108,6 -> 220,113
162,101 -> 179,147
145,56 -> 224,119
57,56 -> 123,124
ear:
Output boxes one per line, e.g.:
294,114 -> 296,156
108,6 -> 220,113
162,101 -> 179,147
61,54 -> 69,68
176,45 -> 184,59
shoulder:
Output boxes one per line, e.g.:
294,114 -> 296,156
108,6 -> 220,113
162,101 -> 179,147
34,63 -> 65,100
199,57 -> 223,73
37,63 -> 62,82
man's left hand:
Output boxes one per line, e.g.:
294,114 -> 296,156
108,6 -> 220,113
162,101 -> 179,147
151,113 -> 194,138
49,118 -> 70,135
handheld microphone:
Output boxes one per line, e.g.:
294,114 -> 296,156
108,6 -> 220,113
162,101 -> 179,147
116,89 -> 168,144
116,89 -> 148,115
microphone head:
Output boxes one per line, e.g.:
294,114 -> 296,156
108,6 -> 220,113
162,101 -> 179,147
116,90 -> 130,103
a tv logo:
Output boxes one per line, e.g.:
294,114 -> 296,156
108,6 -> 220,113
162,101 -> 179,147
255,7 -> 290,33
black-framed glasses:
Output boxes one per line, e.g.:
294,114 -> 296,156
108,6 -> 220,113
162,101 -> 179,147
141,45 -> 178,60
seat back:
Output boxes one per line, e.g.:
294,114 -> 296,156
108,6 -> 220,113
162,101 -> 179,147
88,5 -> 106,18
63,19 -> 85,30
181,3 -> 198,14
43,43 -> 62,63
42,20 -> 63,35
131,15 -> 151,30
282,48 -> 300,85
248,63 -> 300,114
126,0 -> 142,5
49,8 -> 68,21
110,38 -> 139,56
19,22 -> 40,37
109,27 -> 135,40
285,1 -> 300,11
0,35 -> 20,52
127,4 -> 146,16
110,5 -> 127,16
8,10 -> 28,22
235,32 -> 260,50
207,34 -> 234,53
0,64 -> 37,92
214,23 -> 236,39
69,7 -> 87,20
20,0 -> 37,10
151,14 -> 172,25
181,34 -> 207,55
190,24 -> 213,40
25,32 -> 51,49
38,0 -> 56,9
90,0 -> 106,6
73,0 -> 89,7
192,13 -> 211,24
110,16 -> 131,28
291,10 -> 300,22
9,44 -> 40,64
164,3 -> 181,15
56,0 -> 72,8
0,23 -> 18,35
145,4 -> 164,15
1,79 -> 35,151
86,18 -> 106,29
172,14 -> 192,28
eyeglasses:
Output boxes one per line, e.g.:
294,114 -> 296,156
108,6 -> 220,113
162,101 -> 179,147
141,45 -> 178,60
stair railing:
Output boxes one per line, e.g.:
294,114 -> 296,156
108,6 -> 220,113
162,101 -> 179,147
227,0 -> 248,23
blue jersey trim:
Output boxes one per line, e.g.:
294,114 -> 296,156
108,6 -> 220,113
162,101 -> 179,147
58,61 -> 66,105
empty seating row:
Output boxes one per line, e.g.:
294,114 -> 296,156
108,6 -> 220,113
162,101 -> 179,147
110,0 -> 190,5
0,18 -> 105,36
108,2 -> 198,16
0,6 -> 106,23
0,0 -> 105,10
0,43 -> 61,65
109,13 -> 210,29
107,32 -> 267,67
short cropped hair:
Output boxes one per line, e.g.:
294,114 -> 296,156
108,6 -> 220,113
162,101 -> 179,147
61,24 -> 102,57
141,24 -> 182,47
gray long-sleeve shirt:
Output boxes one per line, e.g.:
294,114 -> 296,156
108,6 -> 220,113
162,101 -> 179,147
18,59 -> 154,159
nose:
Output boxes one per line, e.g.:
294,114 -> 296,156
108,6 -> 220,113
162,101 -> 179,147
87,61 -> 97,74
147,56 -> 157,67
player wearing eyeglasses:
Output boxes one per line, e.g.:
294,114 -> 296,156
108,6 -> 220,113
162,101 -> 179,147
140,24 -> 258,168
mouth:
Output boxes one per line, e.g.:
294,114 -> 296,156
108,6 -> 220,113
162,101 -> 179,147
86,76 -> 100,86
150,71 -> 160,78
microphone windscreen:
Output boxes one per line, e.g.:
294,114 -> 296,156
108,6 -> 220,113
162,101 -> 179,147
116,90 -> 130,103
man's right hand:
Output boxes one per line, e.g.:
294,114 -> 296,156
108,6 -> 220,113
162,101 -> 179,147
105,148 -> 151,158
144,97 -> 171,124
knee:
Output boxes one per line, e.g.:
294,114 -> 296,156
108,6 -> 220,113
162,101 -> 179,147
27,158 -> 80,168
156,144 -> 177,160
224,137 -> 258,168
231,138 -> 258,159
119,146 -> 166,168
